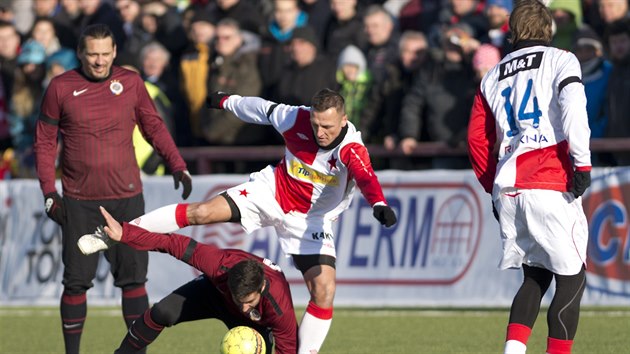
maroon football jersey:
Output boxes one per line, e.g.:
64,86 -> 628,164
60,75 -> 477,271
35,66 -> 186,199
121,223 -> 298,354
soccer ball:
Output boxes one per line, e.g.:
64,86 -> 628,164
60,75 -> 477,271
220,326 -> 266,354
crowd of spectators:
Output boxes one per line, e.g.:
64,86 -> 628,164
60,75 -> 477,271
0,0 -> 629,177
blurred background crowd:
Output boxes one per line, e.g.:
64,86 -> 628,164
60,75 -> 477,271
0,0 -> 629,178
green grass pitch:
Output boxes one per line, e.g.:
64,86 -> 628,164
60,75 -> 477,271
1,307 -> 628,353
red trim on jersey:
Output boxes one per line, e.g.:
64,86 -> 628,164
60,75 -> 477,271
61,293 -> 86,305
340,142 -> 386,206
306,301 -> 333,320
175,204 -> 189,228
575,165 -> 591,172
546,337 -> 573,354
220,95 -> 230,108
122,285 -> 147,298
467,89 -> 497,194
275,109 -> 319,214
514,140 -> 572,192
506,323 -> 532,344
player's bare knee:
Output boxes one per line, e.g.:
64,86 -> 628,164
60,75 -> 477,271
310,282 -> 336,307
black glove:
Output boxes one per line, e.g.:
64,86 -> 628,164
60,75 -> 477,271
44,192 -> 65,225
571,170 -> 591,198
206,91 -> 230,109
173,170 -> 192,200
373,205 -> 397,227
492,201 -> 499,222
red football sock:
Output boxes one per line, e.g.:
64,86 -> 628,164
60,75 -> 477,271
547,337 -> 573,354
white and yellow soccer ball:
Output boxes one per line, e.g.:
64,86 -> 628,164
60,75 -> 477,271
220,326 -> 266,354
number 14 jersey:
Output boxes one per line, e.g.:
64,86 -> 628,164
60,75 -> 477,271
468,42 -> 591,196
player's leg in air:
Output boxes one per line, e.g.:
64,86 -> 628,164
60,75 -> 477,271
504,264 -> 553,354
78,193 -> 234,254
293,255 -> 336,354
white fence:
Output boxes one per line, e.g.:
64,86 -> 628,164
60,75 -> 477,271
1,169 -> 629,307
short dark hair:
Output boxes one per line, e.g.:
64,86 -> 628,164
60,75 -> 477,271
311,88 -> 345,114
228,260 -> 265,300
78,24 -> 116,52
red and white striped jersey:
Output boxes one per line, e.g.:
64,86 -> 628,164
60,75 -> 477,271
468,43 -> 592,195
222,95 -> 387,218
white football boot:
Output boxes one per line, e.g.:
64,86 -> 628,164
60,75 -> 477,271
77,226 -> 114,255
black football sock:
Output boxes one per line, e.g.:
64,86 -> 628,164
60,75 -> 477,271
116,308 -> 164,353
122,285 -> 149,328
60,292 -> 87,354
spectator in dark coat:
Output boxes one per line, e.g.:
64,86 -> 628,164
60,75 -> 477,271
202,18 -> 265,146
399,24 -> 477,169
605,19 -> 630,166
207,0 -> 266,36
273,26 -> 336,106
300,0 -> 332,41
361,5 -> 400,143
78,0 -> 126,49
259,0 -> 309,99
323,0 -> 367,58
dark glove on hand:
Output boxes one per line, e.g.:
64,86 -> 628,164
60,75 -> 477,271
173,170 -> 192,200
44,192 -> 65,225
206,91 -> 230,109
492,201 -> 499,222
373,205 -> 397,227
571,170 -> 591,198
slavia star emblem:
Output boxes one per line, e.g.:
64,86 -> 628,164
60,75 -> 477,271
327,157 -> 338,170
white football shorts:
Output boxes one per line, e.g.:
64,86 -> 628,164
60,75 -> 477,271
224,166 -> 336,258
496,188 -> 588,275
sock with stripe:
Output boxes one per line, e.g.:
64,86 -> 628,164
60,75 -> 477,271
298,301 -> 333,354
128,204 -> 188,233
504,323 -> 532,354
60,292 -> 87,354
115,308 -> 164,353
122,285 -> 149,328
546,337 -> 573,354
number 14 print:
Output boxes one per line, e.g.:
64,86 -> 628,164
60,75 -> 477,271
501,79 -> 542,137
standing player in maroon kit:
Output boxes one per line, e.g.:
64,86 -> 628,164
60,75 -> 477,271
93,206 -> 298,354
34,24 -> 192,354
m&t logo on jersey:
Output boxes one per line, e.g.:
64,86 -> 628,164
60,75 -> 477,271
499,52 -> 543,80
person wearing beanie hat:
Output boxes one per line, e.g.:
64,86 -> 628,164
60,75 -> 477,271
335,44 -> 373,133
291,25 -> 320,50
571,25 -> 611,166
485,0 -> 513,55
548,0 -> 583,50
487,0 -> 513,14
16,40 -> 47,66
273,25 -> 336,106
46,49 -> 79,73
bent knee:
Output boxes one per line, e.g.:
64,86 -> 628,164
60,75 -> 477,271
149,303 -> 179,327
